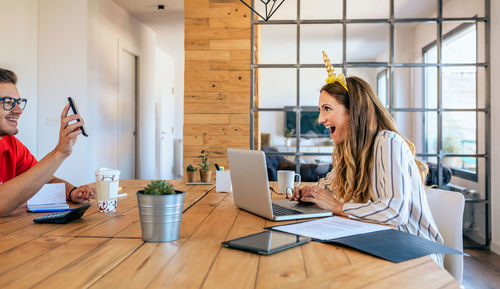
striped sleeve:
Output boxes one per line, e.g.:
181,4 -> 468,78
342,132 -> 412,226
317,169 -> 334,190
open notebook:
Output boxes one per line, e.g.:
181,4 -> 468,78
27,183 -> 70,212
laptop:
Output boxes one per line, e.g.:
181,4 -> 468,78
227,148 -> 333,221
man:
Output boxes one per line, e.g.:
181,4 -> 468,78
0,68 -> 95,216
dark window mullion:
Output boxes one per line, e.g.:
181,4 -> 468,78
295,0 -> 301,175
437,0 -> 443,188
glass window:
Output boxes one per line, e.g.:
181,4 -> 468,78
259,25 -> 297,64
347,0 -> 389,19
423,24 -> 478,175
377,69 -> 388,107
252,0 -> 487,186
300,0 -> 342,20
346,23 -> 389,62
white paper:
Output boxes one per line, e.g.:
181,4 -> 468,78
272,216 -> 390,240
216,171 -> 232,192
27,183 -> 67,206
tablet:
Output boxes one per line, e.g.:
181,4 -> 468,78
221,231 -> 311,255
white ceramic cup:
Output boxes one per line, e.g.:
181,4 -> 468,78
277,170 -> 301,197
95,168 -> 121,212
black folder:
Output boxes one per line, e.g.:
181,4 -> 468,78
267,225 -> 466,263
318,229 -> 465,263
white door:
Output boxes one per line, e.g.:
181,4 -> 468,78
118,50 -> 137,179
158,77 -> 175,179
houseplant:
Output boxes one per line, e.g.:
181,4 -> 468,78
443,136 -> 462,168
136,180 -> 185,242
284,128 -> 295,146
185,164 -> 197,183
198,150 -> 212,183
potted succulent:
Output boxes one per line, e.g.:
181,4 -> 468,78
284,128 -> 295,146
185,164 -> 197,183
198,150 -> 213,183
136,180 -> 185,242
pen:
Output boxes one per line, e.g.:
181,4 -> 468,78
215,163 -> 221,171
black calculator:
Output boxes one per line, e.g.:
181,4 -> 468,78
33,204 -> 90,224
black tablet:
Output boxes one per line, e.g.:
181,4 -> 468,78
221,231 -> 311,255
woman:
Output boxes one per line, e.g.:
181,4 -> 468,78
292,56 -> 444,265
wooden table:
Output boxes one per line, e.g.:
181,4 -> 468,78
0,180 -> 459,288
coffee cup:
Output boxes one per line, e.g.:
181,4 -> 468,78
95,168 -> 120,212
277,170 -> 301,197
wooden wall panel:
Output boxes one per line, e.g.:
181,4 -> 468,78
184,0 -> 251,173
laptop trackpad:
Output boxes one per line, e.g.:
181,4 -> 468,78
273,200 -> 331,214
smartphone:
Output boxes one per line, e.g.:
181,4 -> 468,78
67,97 -> 88,137
221,231 -> 311,255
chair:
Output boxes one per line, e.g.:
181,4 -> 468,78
425,188 -> 465,283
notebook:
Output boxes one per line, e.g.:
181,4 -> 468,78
27,183 -> 70,212
227,148 -> 332,221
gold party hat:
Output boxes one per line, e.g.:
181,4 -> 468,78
322,51 -> 348,92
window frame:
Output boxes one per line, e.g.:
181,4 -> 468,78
248,0 -> 490,248
422,22 -> 478,182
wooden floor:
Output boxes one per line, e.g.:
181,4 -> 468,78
463,249 -> 500,289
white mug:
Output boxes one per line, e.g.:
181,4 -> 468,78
277,170 -> 301,197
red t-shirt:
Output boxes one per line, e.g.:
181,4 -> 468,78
0,135 -> 38,184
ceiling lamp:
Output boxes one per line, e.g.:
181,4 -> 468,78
239,0 -> 286,21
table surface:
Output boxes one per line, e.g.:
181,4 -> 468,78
0,180 -> 459,289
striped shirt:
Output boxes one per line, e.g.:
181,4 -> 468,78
318,130 -> 444,266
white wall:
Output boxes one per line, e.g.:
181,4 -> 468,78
87,0 -> 158,181
155,11 -> 185,177
156,11 -> 184,142
0,0 -> 38,155
155,47 -> 176,179
1,0 -> 164,186
38,0 -> 89,184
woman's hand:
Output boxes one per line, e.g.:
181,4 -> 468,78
291,185 -> 346,216
70,185 -> 96,203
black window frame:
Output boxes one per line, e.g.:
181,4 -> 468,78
422,22 -> 478,182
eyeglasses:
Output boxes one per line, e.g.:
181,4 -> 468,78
0,97 -> 27,111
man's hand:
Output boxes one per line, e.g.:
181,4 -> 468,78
54,104 -> 84,158
70,185 -> 96,203
291,185 -> 346,216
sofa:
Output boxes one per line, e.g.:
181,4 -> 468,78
425,163 -> 452,187
263,147 -> 332,182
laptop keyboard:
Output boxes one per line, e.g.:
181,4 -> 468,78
272,203 -> 304,216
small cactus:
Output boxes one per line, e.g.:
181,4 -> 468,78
186,164 -> 196,171
143,180 -> 176,195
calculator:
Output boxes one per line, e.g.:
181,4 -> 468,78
33,204 -> 90,224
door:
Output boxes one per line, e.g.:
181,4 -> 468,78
158,77 -> 175,179
118,50 -> 137,179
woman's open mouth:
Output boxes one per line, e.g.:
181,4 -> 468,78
329,126 -> 336,134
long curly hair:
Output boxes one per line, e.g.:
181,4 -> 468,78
322,76 -> 428,203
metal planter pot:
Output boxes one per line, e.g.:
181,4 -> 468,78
136,190 -> 185,242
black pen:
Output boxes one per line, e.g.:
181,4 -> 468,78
215,163 -> 221,171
